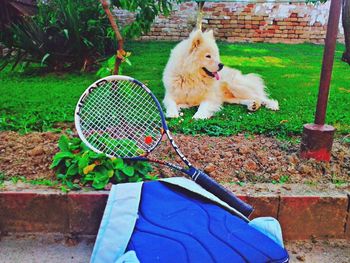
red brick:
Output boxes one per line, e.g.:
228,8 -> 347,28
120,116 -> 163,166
268,39 -> 282,43
246,196 -> 279,219
212,12 -> 221,17
252,16 -> 264,21
345,194 -> 350,239
252,38 -> 264,42
203,7 -> 214,12
214,3 -> 225,8
210,19 -> 221,24
0,192 -> 68,233
279,196 -> 348,240
68,193 -> 108,235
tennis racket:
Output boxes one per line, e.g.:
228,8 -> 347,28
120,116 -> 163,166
74,75 -> 253,220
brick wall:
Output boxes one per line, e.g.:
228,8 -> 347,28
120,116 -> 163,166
115,2 -> 344,44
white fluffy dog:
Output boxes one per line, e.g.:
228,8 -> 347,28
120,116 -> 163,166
163,30 -> 279,119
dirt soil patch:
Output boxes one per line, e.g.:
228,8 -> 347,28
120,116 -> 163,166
0,131 -> 349,186
286,239 -> 350,263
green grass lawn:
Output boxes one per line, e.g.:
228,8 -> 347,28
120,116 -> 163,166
0,41 -> 349,136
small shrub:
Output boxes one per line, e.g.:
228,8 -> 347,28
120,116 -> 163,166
50,135 -> 157,190
0,172 -> 5,186
271,175 -> 290,185
96,52 -> 131,78
2,0 -> 116,71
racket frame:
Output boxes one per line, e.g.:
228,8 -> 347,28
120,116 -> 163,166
75,75 -> 253,221
75,75 -> 192,169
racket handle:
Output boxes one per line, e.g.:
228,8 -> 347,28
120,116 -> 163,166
189,168 -> 253,218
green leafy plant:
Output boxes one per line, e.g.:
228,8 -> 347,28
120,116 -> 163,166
236,181 -> 245,187
331,174 -> 347,187
9,175 -> 59,187
342,135 -> 350,144
50,135 -> 157,190
0,172 -> 5,187
0,0 -> 37,54
1,0 -> 116,71
113,0 -> 182,38
96,52 -> 131,78
272,175 -> 290,185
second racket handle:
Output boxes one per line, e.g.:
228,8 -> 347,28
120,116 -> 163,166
189,168 -> 253,218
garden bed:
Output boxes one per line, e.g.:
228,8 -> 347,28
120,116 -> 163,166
0,130 -> 349,186
1,130 -> 349,241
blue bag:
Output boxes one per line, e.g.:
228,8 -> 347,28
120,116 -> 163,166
91,178 -> 289,263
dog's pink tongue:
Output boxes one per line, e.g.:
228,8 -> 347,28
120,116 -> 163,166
214,72 -> 220,80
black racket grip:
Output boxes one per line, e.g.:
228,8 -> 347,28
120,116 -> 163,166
193,169 -> 253,217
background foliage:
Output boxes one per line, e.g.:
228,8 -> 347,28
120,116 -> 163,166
112,0 -> 182,38
0,0 -> 182,71
1,0 -> 116,71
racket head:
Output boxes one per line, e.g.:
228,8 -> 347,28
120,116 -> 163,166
75,75 -> 167,159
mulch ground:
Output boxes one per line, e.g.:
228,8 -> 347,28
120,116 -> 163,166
0,131 -> 349,185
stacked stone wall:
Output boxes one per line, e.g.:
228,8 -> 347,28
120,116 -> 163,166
115,1 -> 344,44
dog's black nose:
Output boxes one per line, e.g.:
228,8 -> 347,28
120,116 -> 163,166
218,63 -> 224,70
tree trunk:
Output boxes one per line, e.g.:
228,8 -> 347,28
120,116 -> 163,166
342,0 -> 350,64
196,1 -> 205,31
100,0 -> 124,74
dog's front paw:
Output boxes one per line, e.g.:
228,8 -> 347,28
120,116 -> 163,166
247,101 -> 260,112
193,111 -> 212,119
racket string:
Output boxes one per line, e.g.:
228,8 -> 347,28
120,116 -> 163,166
78,79 -> 163,157
111,80 -> 161,150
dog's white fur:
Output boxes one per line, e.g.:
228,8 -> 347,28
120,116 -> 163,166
219,67 -> 279,112
163,30 -> 279,119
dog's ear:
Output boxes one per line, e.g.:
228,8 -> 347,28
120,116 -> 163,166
189,30 -> 203,53
204,30 -> 214,39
